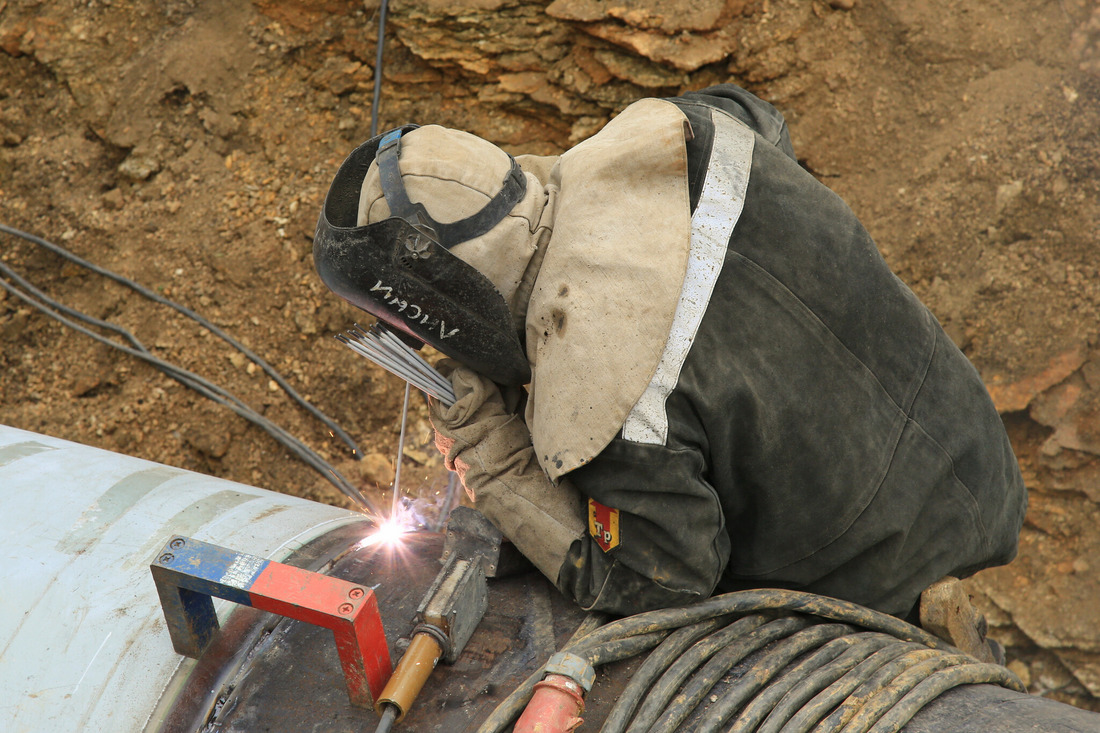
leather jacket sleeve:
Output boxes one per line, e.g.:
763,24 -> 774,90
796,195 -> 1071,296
555,438 -> 731,614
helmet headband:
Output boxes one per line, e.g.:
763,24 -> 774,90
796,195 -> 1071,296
375,127 -> 527,249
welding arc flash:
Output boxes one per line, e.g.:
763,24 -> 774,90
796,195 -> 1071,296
356,517 -> 408,550
375,518 -> 405,545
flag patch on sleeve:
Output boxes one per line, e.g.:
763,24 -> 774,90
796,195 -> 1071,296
588,498 -> 620,553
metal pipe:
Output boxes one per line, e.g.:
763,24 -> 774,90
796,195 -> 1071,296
0,425 -> 372,732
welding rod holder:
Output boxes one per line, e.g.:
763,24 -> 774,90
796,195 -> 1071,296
375,633 -> 444,719
416,553 -> 488,663
373,554 -> 488,720
150,535 -> 391,708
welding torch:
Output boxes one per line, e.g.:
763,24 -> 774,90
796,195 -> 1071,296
374,507 -> 517,732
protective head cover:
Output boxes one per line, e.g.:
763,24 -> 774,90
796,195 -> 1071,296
313,126 -> 535,385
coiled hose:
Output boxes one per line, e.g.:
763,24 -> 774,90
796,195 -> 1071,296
478,589 -> 1023,733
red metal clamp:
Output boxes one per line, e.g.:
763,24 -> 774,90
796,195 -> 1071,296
150,535 -> 391,707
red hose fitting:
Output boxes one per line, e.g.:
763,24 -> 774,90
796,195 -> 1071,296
515,675 -> 586,733
514,652 -> 596,733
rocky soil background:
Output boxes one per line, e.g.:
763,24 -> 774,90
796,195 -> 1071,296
2,0 -> 1098,712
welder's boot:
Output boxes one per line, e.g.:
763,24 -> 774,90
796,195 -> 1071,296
919,576 -> 999,663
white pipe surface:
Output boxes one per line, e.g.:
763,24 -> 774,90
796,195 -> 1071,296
0,425 -> 369,733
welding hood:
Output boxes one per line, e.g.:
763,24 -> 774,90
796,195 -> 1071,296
313,128 -> 531,386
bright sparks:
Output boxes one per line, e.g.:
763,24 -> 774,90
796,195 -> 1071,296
375,517 -> 407,545
355,513 -> 410,551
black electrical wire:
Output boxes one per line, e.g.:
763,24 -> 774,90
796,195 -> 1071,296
834,653 -> 976,733
773,641 -> 924,733
370,0 -> 389,139
625,615 -> 776,733
727,634 -> 866,733
0,257 -> 375,512
476,589 -> 1025,733
747,634 -> 893,733
689,626 -> 879,733
373,704 -> 397,733
561,589 -> 955,658
602,615 -> 735,733
813,648 -> 943,731
0,223 -> 361,457
864,663 -> 1026,733
586,629 -> 673,666
645,617 -> 817,733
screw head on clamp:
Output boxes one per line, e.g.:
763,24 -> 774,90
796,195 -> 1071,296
349,587 -> 365,600
338,603 -> 355,615
169,538 -> 186,549
159,553 -> 175,563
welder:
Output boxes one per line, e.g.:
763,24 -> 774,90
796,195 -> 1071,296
313,84 -> 1027,622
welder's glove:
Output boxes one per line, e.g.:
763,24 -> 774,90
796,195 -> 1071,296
429,361 -> 586,582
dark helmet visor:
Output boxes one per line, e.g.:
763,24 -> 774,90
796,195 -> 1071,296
314,129 -> 531,385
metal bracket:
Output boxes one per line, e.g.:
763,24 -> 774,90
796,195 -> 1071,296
150,535 -> 391,708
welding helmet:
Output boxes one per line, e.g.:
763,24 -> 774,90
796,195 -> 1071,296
314,126 -> 532,385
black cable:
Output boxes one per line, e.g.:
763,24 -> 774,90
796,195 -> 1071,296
775,640 -> 923,733
602,615 -> 734,733
0,260 -> 375,512
0,223 -> 361,456
865,663 -> 1026,733
477,589 -> 1024,733
647,617 -> 816,733
727,635 -> 862,733
557,589 -> 954,659
624,615 -> 772,733
0,266 -> 370,508
814,648 -> 944,731
836,653 -> 979,733
373,704 -> 397,733
370,0 -> 389,139
689,625 -> 872,733
749,634 -> 893,733
584,629 -> 672,667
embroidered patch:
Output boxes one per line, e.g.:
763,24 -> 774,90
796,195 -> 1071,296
588,498 -> 620,553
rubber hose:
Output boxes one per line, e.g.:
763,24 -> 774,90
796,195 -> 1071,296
811,649 -> 943,732
695,630 -> 879,733
480,590 -> 1021,733
776,641 -> 925,733
864,664 -> 1028,733
838,654 -> 988,733
728,636 -> 863,733
624,615 -> 772,733
562,590 -> 952,657
584,630 -> 673,667
650,618 -> 817,733
601,616 -> 734,733
751,636 -> 895,733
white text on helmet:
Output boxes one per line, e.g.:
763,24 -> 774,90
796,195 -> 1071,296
370,280 -> 460,340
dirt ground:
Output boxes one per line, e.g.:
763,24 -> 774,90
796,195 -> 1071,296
2,0 -> 1098,712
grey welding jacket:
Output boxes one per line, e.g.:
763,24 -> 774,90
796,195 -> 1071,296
537,86 -> 1027,617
